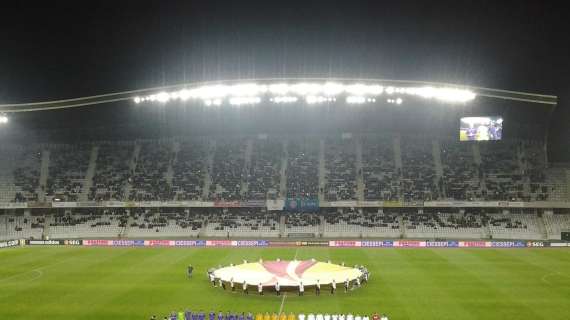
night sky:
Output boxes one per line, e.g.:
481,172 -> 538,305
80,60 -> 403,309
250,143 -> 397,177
0,1 -> 568,159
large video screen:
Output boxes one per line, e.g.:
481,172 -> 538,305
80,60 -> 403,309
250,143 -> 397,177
460,116 -> 503,141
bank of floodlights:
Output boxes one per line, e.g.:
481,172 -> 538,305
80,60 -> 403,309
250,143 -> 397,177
133,81 -> 476,106
0,113 -> 8,124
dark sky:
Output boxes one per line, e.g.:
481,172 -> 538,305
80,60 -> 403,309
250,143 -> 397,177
0,1 -> 568,158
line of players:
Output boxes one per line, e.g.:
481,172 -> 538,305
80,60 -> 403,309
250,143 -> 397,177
207,266 -> 370,296
153,311 -> 389,320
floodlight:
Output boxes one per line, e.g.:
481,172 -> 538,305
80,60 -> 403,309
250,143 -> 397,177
346,96 -> 366,104
156,92 -> 170,103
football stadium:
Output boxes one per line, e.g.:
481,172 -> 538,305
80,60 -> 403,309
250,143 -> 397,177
1,2 -> 569,320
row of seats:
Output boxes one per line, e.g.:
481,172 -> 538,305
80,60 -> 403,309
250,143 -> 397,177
3,210 -> 568,240
0,136 -> 566,202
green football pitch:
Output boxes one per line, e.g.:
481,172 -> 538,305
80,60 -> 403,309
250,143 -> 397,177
0,246 -> 569,320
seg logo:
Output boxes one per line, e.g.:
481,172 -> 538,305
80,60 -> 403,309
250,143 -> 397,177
64,240 -> 81,246
526,241 -> 544,247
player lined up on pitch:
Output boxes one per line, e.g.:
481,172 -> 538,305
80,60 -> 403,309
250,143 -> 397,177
152,310 -> 389,320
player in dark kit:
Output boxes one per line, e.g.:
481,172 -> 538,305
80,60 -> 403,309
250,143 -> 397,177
187,265 -> 194,278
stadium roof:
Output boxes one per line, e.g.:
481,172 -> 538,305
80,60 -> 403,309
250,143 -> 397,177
0,78 -> 557,113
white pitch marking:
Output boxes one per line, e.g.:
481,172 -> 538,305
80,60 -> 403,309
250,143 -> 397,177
278,293 -> 288,314
0,269 -> 43,284
541,271 -> 569,285
278,248 -> 299,314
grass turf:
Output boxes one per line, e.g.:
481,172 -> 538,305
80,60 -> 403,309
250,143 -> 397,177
0,246 -> 569,320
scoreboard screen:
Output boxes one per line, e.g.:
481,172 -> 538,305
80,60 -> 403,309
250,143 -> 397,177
460,116 -> 503,141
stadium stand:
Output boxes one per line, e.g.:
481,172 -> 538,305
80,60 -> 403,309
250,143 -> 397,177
89,143 -> 134,201
46,144 -> 91,202
172,139 -> 207,201
285,138 -> 319,199
543,211 -> 570,240
400,137 -> 439,201
0,146 -> 41,203
127,209 -> 204,238
361,136 -> 400,201
1,208 -> 569,240
323,209 -> 400,238
209,138 -> 247,201
0,135 -> 567,203
47,209 -> 126,239
479,141 -> 525,201
0,214 -> 44,240
440,139 -> 483,200
403,211 -> 486,239
324,137 -> 358,201
245,137 -> 283,200
204,209 -> 279,238
129,141 -> 174,201
486,212 -> 543,240
285,212 -> 320,237
1,134 -> 569,242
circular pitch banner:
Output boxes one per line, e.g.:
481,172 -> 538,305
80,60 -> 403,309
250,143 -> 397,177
212,260 -> 362,286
